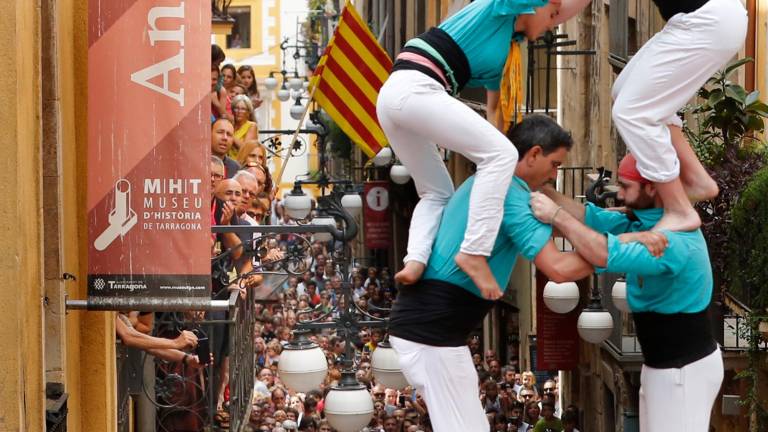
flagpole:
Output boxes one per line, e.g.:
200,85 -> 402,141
274,83 -> 320,187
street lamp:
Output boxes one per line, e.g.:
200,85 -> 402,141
371,340 -> 409,390
372,147 -> 393,167
283,184 -> 312,220
611,277 -> 630,313
340,187 -> 362,218
277,192 -> 395,431
277,81 -> 292,102
264,72 -> 279,91
288,73 -> 304,91
577,278 -> 614,344
389,164 -> 411,185
290,95 -> 306,120
324,371 -> 375,432
310,215 -> 336,242
279,330 -> 328,393
543,281 -> 580,314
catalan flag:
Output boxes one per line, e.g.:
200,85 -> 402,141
310,3 -> 392,157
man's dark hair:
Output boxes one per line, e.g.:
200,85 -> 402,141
561,410 -> 578,424
506,114 -> 573,157
540,399 -> 555,409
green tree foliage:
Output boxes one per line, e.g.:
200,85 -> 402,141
683,59 -> 767,291
728,166 -> 768,309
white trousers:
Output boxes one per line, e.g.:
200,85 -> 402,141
390,336 -> 489,432
611,0 -> 747,182
640,347 -> 724,432
377,70 -> 518,264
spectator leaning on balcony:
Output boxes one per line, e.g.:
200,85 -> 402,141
529,152 -> 721,431
114,313 -> 202,367
388,115 -> 594,431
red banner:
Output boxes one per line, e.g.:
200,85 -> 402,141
87,1 -> 211,306
535,271 -> 580,371
363,181 -> 392,249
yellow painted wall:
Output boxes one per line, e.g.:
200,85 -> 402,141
65,0 -> 119,430
0,0 -> 116,430
0,0 -> 45,430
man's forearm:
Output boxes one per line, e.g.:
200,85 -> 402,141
541,185 -> 586,222
222,233 -> 244,260
146,348 -> 186,363
553,208 -> 608,267
116,318 -> 180,351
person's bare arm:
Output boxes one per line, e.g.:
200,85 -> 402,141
115,315 -> 197,351
539,184 -> 586,222
554,0 -> 593,25
533,241 -> 594,282
145,348 -> 205,369
531,193 -> 668,267
218,88 -> 233,122
134,312 -> 154,334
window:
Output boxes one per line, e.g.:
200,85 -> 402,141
227,6 -> 251,49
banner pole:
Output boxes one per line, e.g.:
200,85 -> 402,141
274,82 -> 320,187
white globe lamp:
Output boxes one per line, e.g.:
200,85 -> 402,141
389,164 -> 411,185
543,281 -> 580,314
289,98 -> 305,120
324,374 -> 374,432
340,192 -> 363,218
277,85 -> 291,102
577,306 -> 614,344
283,184 -> 312,220
289,76 -> 304,91
264,75 -> 278,91
611,278 -> 630,313
278,331 -> 328,393
311,216 -> 336,242
371,341 -> 409,389
372,147 -> 393,167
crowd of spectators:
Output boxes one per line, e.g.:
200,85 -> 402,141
115,45 -> 582,432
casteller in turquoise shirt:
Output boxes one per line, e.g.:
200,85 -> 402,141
584,203 -> 713,314
423,175 -> 552,298
439,0 -> 548,90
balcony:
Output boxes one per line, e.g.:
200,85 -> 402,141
212,0 -> 235,35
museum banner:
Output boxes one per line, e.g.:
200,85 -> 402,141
87,0 -> 211,309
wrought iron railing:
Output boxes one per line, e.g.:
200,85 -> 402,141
116,290 -> 245,432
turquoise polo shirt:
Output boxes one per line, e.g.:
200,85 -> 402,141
584,204 -> 713,314
439,0 -> 548,90
423,176 -> 552,298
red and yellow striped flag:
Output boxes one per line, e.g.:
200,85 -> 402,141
310,3 -> 392,157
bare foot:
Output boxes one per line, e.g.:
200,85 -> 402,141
455,252 -> 503,300
653,208 -> 701,232
395,261 -> 426,285
686,176 -> 719,203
